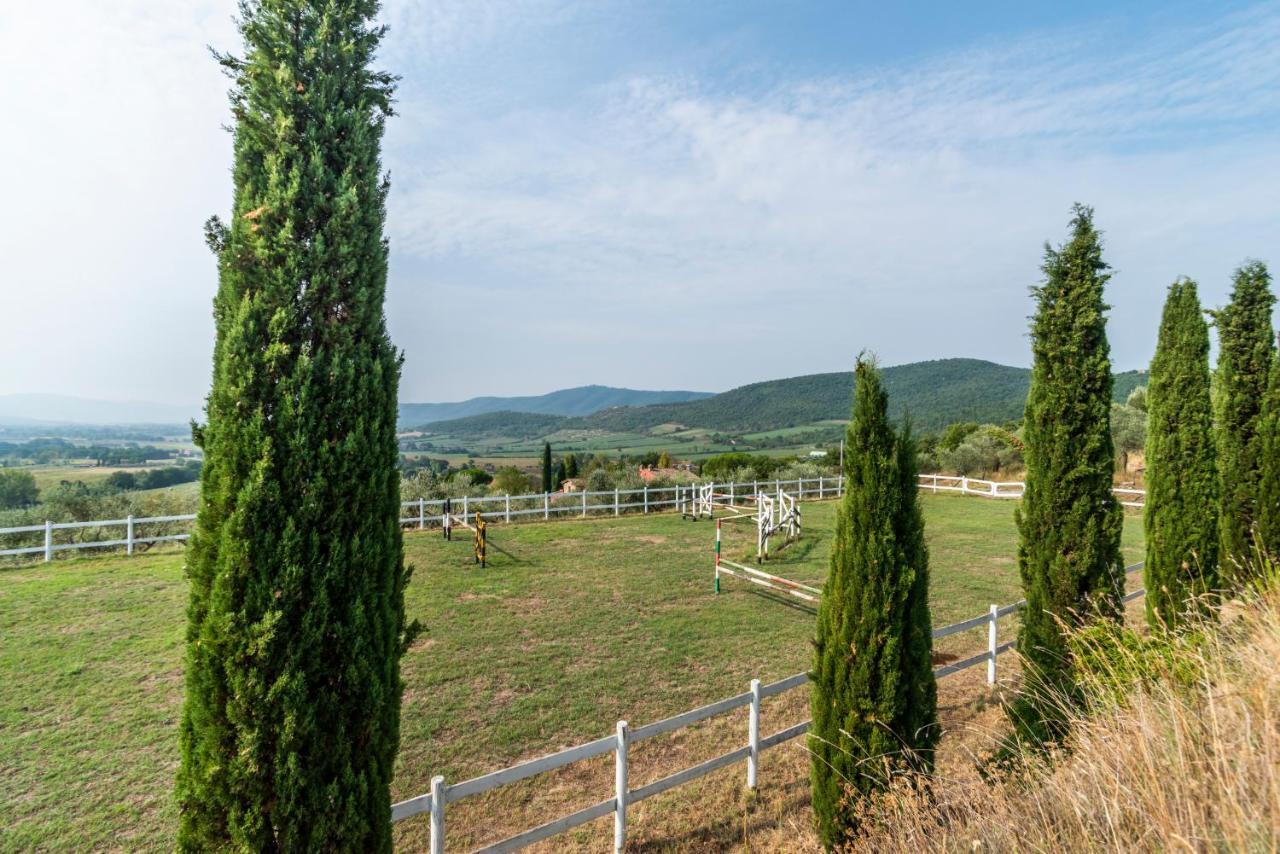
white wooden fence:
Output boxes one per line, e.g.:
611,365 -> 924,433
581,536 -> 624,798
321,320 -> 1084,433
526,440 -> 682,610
918,474 -> 1146,508
392,562 -> 1148,852
0,475 -> 1145,562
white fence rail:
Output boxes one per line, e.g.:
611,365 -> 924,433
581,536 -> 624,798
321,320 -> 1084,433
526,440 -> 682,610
0,475 -> 1145,562
918,474 -> 1146,507
392,562 -> 1147,852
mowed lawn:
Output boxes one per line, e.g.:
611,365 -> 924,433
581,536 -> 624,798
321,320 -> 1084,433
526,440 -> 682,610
0,494 -> 1145,851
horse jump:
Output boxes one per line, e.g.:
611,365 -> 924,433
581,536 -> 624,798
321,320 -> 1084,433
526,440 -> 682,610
714,519 -> 819,603
441,499 -> 487,567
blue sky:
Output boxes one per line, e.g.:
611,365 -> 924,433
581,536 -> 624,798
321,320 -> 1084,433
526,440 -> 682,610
2,0 -> 1278,405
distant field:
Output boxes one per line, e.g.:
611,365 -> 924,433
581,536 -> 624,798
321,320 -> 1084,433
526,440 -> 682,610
0,495 -> 1145,851
22,464 -> 175,492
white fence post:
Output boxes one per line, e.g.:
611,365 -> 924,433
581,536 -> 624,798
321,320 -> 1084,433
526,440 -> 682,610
729,482 -> 735,504
126,515 -> 135,556
747,678 -> 761,789
429,774 -> 445,854
643,486 -> 648,513
990,480 -> 997,497
961,475 -> 968,494
614,720 -> 629,853
418,498 -> 426,530
463,495 -> 469,524
44,521 -> 52,563
544,492 -> 550,520
582,489 -> 587,517
614,488 -> 619,517
818,475 -> 823,498
988,604 -> 998,685
505,494 -> 511,523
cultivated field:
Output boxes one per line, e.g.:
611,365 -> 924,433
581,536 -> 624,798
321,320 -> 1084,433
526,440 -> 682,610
0,494 -> 1145,851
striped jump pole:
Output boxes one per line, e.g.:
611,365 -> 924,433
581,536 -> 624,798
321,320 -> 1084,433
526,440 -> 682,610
714,519 -> 722,594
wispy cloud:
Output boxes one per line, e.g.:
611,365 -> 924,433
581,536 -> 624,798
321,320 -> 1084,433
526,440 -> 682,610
1,2 -> 1277,402
381,4 -> 1280,396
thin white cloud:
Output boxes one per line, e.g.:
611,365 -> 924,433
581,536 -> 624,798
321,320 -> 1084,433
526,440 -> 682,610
383,4 -> 1280,397
1,2 -> 1277,403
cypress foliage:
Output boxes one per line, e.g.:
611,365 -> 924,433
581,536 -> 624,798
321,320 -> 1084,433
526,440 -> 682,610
1144,280 -> 1219,628
1214,260 -> 1275,576
564,452 -> 579,480
541,442 -> 553,493
1256,352 -> 1280,560
1011,205 -> 1123,745
810,359 -> 937,849
175,2 -> 411,850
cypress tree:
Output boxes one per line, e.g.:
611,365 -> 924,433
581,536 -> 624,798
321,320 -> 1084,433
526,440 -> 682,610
564,452 -> 579,480
541,442 -> 553,493
1256,352 -> 1280,561
1214,260 -> 1275,576
810,358 -> 937,849
1011,205 -> 1123,745
553,459 -> 566,491
1144,280 -> 1218,628
176,2 -> 411,850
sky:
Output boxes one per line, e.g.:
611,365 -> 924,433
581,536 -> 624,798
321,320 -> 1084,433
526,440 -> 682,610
1,1 -> 1278,407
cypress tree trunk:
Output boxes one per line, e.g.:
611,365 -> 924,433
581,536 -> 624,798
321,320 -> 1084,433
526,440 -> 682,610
1256,350 -> 1280,561
1214,260 -> 1275,578
810,359 -> 937,849
1144,280 -> 1218,628
1012,205 -> 1123,745
176,3 -> 410,850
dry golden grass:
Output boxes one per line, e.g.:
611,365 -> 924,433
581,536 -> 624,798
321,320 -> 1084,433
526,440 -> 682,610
838,583 -> 1280,853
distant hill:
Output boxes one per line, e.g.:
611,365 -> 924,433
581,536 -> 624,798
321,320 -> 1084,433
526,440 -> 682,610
411,410 -> 569,440
399,385 -> 713,427
0,393 -> 196,426
411,359 -> 1148,444
577,359 -> 1151,435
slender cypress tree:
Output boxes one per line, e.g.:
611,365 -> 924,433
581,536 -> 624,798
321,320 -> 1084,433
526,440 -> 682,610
541,442 -> 553,493
810,358 -> 937,849
176,3 -> 411,850
553,459 -> 566,491
1144,280 -> 1218,628
1011,205 -> 1123,745
1256,351 -> 1280,561
564,452 -> 579,480
1214,260 -> 1275,577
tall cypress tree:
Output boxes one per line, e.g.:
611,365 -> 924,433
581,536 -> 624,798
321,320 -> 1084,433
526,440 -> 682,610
1256,352 -> 1280,561
1144,280 -> 1218,627
810,359 -> 937,849
564,452 -> 579,480
1214,260 -> 1275,576
541,442 -> 553,493
1011,205 -> 1123,745
176,2 -> 411,850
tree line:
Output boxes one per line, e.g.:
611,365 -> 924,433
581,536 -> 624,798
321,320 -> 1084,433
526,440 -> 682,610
809,205 -> 1278,846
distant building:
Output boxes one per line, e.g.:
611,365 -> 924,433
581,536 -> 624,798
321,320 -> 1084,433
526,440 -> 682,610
561,478 -> 584,493
638,464 -> 696,482
808,450 -> 827,458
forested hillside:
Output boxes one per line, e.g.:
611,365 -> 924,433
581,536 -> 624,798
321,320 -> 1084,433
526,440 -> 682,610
398,385 -> 711,425
578,359 -> 1147,435
410,359 -> 1150,443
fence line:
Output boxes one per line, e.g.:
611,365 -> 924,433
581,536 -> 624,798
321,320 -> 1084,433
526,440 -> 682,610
392,562 -> 1147,852
0,474 -> 1146,562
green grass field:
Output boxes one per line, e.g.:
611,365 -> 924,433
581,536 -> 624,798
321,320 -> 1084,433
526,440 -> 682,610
0,494 -> 1144,851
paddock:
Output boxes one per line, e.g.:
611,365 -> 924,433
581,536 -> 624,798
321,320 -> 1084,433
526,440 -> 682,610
0,494 -> 1148,851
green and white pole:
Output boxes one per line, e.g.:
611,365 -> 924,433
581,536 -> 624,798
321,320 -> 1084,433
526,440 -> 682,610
715,519 -> 722,594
